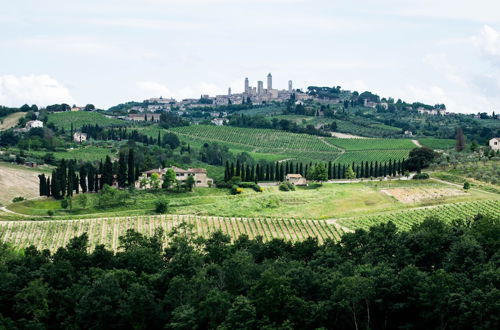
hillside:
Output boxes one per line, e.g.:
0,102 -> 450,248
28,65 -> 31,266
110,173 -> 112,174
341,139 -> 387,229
47,111 -> 126,129
0,162 -> 51,204
0,112 -> 26,130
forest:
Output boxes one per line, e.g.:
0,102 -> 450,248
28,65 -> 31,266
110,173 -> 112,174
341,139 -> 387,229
0,215 -> 498,329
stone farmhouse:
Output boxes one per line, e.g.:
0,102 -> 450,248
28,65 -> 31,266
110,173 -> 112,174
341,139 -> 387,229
139,166 -> 213,188
285,174 -> 307,186
490,138 -> 500,151
73,132 -> 87,143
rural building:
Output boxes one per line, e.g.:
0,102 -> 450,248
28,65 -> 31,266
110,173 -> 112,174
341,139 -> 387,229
171,166 -> 213,187
25,120 -> 43,130
285,174 -> 307,186
128,113 -> 161,122
490,138 -> 500,151
73,132 -> 87,143
71,106 -> 83,111
139,166 -> 213,188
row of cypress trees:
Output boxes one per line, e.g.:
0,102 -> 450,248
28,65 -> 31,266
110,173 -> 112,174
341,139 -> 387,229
224,159 -> 407,182
38,149 -> 138,199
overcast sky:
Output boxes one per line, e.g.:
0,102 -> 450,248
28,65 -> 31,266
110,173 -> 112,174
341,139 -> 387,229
1,0 -> 500,113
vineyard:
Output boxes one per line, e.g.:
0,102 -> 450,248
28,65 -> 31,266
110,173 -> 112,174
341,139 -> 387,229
326,138 -> 415,151
47,111 -> 126,130
0,215 -> 344,252
418,138 -> 456,149
338,199 -> 500,231
167,125 -> 411,164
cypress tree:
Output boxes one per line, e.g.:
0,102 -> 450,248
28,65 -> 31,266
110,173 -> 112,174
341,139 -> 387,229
229,162 -> 235,179
38,174 -> 46,196
236,160 -> 241,177
88,164 -> 95,192
241,164 -> 246,181
265,164 -> 270,181
51,170 -> 61,200
157,131 -> 161,147
118,153 -> 127,188
365,162 -> 370,178
224,161 -> 230,181
67,161 -> 74,197
79,166 -> 87,193
255,164 -> 260,181
59,159 -> 67,197
328,162 -> 332,179
374,161 -> 379,178
342,164 -> 346,179
46,177 -> 51,197
128,149 -> 135,186
102,156 -> 114,187
246,165 -> 251,181
299,163 -> 304,176
275,162 -> 279,181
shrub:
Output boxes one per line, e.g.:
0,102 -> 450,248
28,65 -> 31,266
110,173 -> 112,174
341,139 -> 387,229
463,182 -> 470,190
47,210 -> 54,217
60,199 -> 69,209
413,173 -> 430,180
230,185 -> 243,195
279,182 -> 295,191
12,196 -> 25,203
154,199 -> 169,214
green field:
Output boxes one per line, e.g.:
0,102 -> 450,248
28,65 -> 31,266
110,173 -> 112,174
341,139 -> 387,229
418,138 -> 456,149
326,138 -> 415,150
6,180 -> 496,220
47,111 -> 126,129
25,146 -> 117,162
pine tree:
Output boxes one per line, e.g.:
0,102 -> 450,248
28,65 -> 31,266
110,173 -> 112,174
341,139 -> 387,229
118,153 -> 127,188
127,149 -> 135,186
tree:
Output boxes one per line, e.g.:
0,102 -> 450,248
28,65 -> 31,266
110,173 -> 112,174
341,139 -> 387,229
154,199 -> 169,213
162,168 -> 176,189
79,166 -> 87,193
455,127 -> 466,152
463,182 -> 470,191
185,175 -> 195,191
102,155 -> 114,187
149,173 -> 161,190
127,149 -> 135,187
117,153 -> 127,188
307,163 -> 328,182
406,147 -> 437,172
345,165 -> 357,179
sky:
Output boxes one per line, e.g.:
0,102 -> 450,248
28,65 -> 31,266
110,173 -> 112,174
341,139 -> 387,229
1,0 -> 500,113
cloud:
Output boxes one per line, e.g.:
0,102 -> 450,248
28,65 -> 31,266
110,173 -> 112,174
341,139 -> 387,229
84,17 -> 206,30
135,81 -> 226,100
0,74 -> 74,107
473,25 -> 500,66
16,36 -> 158,59
137,81 -> 174,98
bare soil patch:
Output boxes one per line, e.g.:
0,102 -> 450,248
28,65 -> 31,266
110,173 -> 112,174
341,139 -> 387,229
0,112 -> 26,130
0,163 -> 41,204
381,187 -> 466,204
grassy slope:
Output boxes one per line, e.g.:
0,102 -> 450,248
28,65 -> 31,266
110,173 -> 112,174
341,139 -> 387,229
0,112 -> 26,130
418,138 -> 455,149
47,111 -> 125,129
6,180 -> 496,220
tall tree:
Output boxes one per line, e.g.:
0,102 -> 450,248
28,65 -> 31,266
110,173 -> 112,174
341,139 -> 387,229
102,156 -> 114,187
127,149 -> 135,186
117,153 -> 127,188
79,166 -> 87,193
455,127 -> 466,152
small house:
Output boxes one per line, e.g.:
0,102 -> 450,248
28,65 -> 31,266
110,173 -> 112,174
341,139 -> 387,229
285,174 -> 307,186
73,132 -> 87,143
490,138 -> 500,151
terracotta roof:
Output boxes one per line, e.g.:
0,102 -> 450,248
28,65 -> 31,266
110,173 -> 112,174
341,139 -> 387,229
188,168 -> 207,173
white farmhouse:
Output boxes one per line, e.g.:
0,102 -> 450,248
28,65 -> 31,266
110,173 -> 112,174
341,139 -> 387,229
25,120 -> 43,130
489,138 -> 500,151
73,132 -> 87,143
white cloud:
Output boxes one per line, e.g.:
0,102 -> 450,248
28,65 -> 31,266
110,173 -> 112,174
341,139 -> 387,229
0,74 -> 74,107
473,25 -> 500,66
135,81 -> 226,100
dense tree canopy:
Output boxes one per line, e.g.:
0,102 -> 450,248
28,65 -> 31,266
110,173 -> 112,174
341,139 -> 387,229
0,215 -> 498,329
